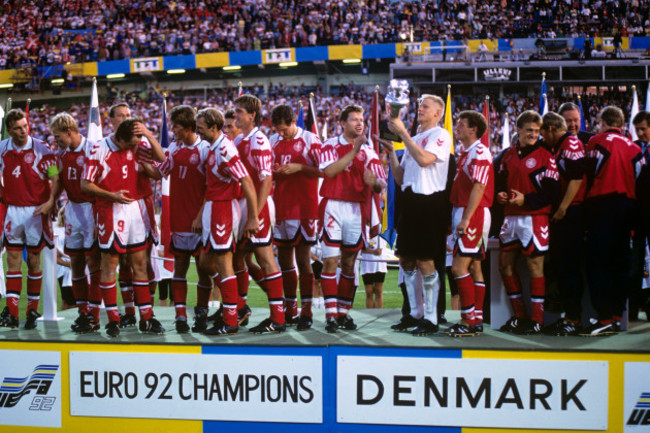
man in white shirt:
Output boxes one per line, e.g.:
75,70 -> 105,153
377,94 -> 452,335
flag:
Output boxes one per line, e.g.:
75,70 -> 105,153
370,87 -> 380,153
159,98 -> 172,251
1,98 -> 11,140
296,103 -> 305,129
306,94 -> 319,137
366,87 -> 382,238
541,94 -> 549,116
24,99 -> 30,135
630,86 -> 640,141
87,77 -> 103,142
578,96 -> 587,132
481,96 -> 490,147
444,85 -> 454,154
502,113 -> 510,150
0,103 -> 4,140
539,73 -> 547,113
645,81 -> 650,112
237,81 -> 243,97
380,142 -> 405,248
321,120 -> 328,140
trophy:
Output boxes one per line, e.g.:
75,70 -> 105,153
386,79 -> 410,118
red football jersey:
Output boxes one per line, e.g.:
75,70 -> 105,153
451,140 -> 494,208
496,143 -> 559,216
82,136 -> 138,209
0,136 -> 57,206
205,133 -> 250,201
59,137 -> 95,203
586,129 -> 644,200
319,135 -> 386,203
234,127 -> 273,192
554,132 -> 587,206
270,127 -> 321,220
133,137 -> 154,200
158,137 -> 211,233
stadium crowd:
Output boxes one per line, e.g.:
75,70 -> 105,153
1,0 -> 649,69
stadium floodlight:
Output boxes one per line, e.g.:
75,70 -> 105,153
107,73 -> 125,79
343,59 -> 361,64
167,69 -> 185,74
51,78 -> 64,84
0,83 -> 13,89
223,65 -> 241,71
279,62 -> 298,67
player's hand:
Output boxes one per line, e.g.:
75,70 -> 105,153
243,216 -> 260,238
112,190 -> 134,204
353,134 -> 367,153
387,116 -> 407,138
363,169 -> 377,187
34,199 -> 55,217
508,189 -> 525,207
274,163 -> 301,175
133,122 -> 153,139
551,206 -> 567,222
644,270 -> 649,278
456,218 -> 470,237
373,135 -> 394,153
497,192 -> 509,205
191,215 -> 202,234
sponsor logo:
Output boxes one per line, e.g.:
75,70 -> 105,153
482,68 -> 512,81
0,364 -> 58,409
131,57 -> 162,73
525,157 -> 537,169
627,392 -> 650,426
264,49 -> 292,64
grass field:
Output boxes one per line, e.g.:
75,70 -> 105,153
2,257 -> 454,316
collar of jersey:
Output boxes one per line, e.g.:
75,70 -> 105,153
210,133 -> 228,150
69,136 -> 87,153
243,127 -> 260,141
462,139 -> 482,154
177,136 -> 201,149
106,135 -> 121,152
10,136 -> 33,151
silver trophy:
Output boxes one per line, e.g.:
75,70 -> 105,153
386,79 -> 410,118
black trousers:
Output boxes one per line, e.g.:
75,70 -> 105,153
585,195 -> 634,320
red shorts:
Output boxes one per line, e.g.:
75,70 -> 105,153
499,214 -> 549,256
202,199 -> 240,253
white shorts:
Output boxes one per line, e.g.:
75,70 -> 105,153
273,219 -> 318,247
238,196 -> 275,246
170,232 -> 201,255
96,201 -> 148,253
320,199 -> 365,259
139,195 -> 159,245
3,205 -> 53,252
64,201 -> 96,254
451,206 -> 491,259
202,199 -> 241,252
499,214 -> 550,256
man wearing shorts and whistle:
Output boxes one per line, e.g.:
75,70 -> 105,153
270,104 -> 322,331
495,110 -> 559,335
50,112 -> 102,333
194,107 -> 259,335
320,104 -> 386,333
81,118 -> 164,337
448,110 -> 493,337
0,109 -> 59,330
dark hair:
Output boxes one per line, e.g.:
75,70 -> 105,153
169,105 -> 196,131
109,102 -> 130,118
339,104 -> 364,122
458,110 -> 488,138
541,112 -> 567,132
633,110 -> 650,126
234,95 -> 262,126
516,110 -> 542,129
224,109 -> 236,120
195,108 -> 224,130
115,117 -> 142,142
4,108 -> 26,130
270,104 -> 295,126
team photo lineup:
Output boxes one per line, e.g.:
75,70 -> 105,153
0,77 -> 648,340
